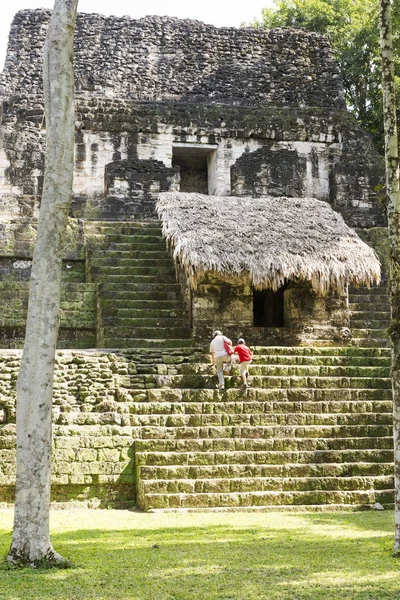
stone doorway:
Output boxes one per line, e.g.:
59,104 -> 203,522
172,143 -> 217,194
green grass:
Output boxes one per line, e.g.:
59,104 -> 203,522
0,509 -> 400,599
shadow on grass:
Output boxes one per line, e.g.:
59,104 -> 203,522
0,513 -> 398,600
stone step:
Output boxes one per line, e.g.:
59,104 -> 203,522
89,250 -> 170,260
89,267 -> 177,280
131,423 -> 394,440
351,319 -> 390,329
129,352 -> 391,367
250,346 -> 391,357
99,299 -> 187,311
135,436 -> 393,454
100,308 -> 188,319
126,411 -> 391,428
350,337 -> 389,347
100,281 -> 181,293
125,373 -> 391,389
90,241 -> 169,252
87,233 -> 165,245
250,355 -> 391,367
138,488 -> 394,510
349,301 -> 390,311
351,328 -> 389,340
84,222 -> 162,235
89,257 -> 174,268
133,362 -> 390,378
348,286 -> 388,296
101,317 -> 189,329
135,446 -> 393,465
126,399 -> 392,416
127,386 -> 392,403
350,307 -> 390,321
138,474 -> 393,495
103,326 -> 191,340
138,462 -> 393,480
103,338 -> 195,349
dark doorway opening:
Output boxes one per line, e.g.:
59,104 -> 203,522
253,286 -> 286,327
172,144 -> 216,194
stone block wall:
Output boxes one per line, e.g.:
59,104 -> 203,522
184,270 -> 349,345
0,97 -> 386,228
0,350 -> 136,507
1,10 -> 345,109
71,158 -> 180,220
0,219 -> 96,348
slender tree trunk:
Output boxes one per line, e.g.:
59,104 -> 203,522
7,0 -> 78,566
379,0 -> 400,554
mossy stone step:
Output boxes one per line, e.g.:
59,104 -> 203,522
250,354 -> 391,367
127,411 -> 390,428
84,222 -> 163,235
90,266 -> 177,278
127,399 -> 392,416
134,362 -> 390,378
351,328 -> 389,339
349,302 -> 390,312
89,258 -> 175,268
125,372 -> 390,389
250,346 -> 391,357
90,242 -> 169,252
135,447 -> 393,465
139,474 -> 393,495
132,423 -> 394,440
138,461 -> 393,480
130,385 -> 392,402
350,338 -> 389,347
349,286 -> 388,295
90,233 -> 165,244
100,308 -> 188,319
137,488 -> 393,510
351,319 -> 390,329
103,326 -> 191,339
89,250 -> 169,260
123,351 -> 391,367
103,338 -> 195,349
135,436 -> 393,452
99,299 -> 186,310
100,281 -> 181,292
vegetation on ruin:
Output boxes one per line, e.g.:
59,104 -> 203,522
0,509 -> 399,599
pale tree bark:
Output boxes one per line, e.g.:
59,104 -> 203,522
379,0 -> 400,554
7,0 -> 78,566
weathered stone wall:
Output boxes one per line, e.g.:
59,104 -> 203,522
0,350 -> 137,507
0,220 -> 96,348
0,97 -> 386,227
231,131 -> 386,228
1,10 -> 345,108
188,271 -> 349,345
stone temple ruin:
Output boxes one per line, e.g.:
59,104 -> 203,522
0,10 -> 393,510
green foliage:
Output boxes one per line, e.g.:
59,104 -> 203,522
0,509 -> 399,599
249,0 -> 400,152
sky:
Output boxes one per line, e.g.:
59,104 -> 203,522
0,1 -> 275,71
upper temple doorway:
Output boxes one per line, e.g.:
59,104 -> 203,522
172,143 -> 217,194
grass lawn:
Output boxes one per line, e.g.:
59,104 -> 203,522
0,509 -> 400,599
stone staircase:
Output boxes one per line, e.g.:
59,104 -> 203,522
349,285 -> 390,347
117,345 -> 394,511
84,221 -> 193,348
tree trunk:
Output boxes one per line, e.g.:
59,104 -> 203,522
7,0 -> 78,566
379,0 -> 400,554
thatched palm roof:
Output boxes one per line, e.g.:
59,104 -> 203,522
156,192 -> 381,293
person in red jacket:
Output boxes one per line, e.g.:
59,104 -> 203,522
233,338 -> 253,389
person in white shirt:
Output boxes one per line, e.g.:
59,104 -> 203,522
209,329 -> 232,390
